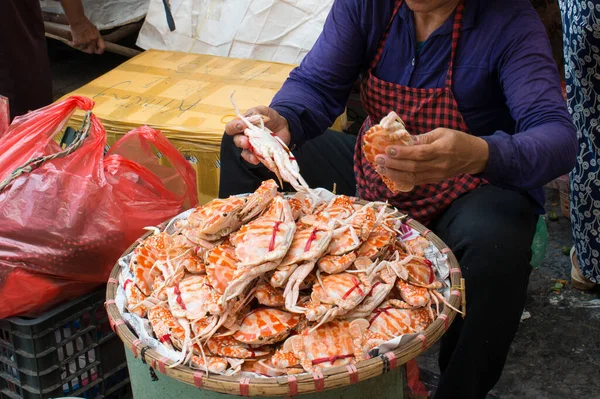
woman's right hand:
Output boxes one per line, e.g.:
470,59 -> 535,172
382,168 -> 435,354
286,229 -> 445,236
225,106 -> 291,165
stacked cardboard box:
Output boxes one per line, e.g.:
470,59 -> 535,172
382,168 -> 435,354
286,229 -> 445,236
61,49 -> 345,204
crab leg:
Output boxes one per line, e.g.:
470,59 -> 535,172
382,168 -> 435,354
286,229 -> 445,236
270,263 -> 300,287
431,290 -> 463,315
283,260 -> 316,312
222,261 -> 279,303
308,307 -> 339,333
273,149 -> 311,193
168,318 -> 193,369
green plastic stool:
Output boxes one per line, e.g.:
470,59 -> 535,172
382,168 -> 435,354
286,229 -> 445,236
125,350 -> 408,399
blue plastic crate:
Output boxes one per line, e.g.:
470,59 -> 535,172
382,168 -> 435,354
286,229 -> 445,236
0,287 -> 131,399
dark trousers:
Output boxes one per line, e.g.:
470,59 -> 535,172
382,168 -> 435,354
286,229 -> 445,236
0,0 -> 53,120
430,185 -> 536,398
219,131 -> 537,399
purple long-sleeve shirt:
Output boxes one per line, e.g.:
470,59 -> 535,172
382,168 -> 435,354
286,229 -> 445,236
269,0 -> 577,213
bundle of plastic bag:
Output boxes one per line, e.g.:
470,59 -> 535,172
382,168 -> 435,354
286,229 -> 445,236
0,96 -> 197,319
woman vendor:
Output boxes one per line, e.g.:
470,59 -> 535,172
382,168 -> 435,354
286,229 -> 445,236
220,0 -> 577,397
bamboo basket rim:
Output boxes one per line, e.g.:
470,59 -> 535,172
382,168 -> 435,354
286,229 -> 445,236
105,196 -> 465,397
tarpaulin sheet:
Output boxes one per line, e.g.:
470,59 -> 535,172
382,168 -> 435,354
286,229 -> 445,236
136,0 -> 334,65
40,0 -> 149,30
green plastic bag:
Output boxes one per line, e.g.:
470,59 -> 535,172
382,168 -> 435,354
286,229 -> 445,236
530,216 -> 549,269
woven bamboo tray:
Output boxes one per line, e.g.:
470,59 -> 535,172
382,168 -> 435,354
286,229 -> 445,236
105,197 -> 466,397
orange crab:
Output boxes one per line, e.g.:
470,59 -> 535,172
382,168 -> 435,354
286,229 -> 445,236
299,195 -> 355,226
314,203 -> 379,275
241,354 -> 304,377
151,245 -> 201,292
180,196 -> 246,243
297,270 -> 373,328
255,279 -> 285,307
395,279 -> 442,319
238,179 -> 279,223
271,347 -> 302,370
367,300 -> 433,340
386,251 -> 439,288
287,191 -> 319,221
356,223 -> 396,260
124,278 -> 149,317
403,236 -> 431,257
233,308 -> 300,345
206,336 -> 271,359
343,257 -> 398,320
123,279 -> 148,317
279,221 -> 335,269
189,354 -> 229,374
223,196 -> 296,302
275,219 -> 334,300
346,202 -> 379,242
362,111 -> 417,193
167,238 -> 206,274
277,319 -> 385,373
388,252 -> 463,316
230,195 -> 296,268
181,180 -> 280,244
205,242 -> 238,294
129,228 -> 173,296
147,303 -> 187,351
167,274 -> 223,320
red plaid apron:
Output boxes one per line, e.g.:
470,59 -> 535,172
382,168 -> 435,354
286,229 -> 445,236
354,0 -> 486,224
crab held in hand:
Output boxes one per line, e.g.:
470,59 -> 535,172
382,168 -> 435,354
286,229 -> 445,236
363,111 -> 417,193
230,91 -> 311,193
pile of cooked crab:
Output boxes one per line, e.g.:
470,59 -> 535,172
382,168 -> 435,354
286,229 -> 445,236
121,179 -> 461,377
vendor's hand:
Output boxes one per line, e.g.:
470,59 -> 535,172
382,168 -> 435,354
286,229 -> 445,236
69,18 -> 106,54
374,128 -> 489,186
225,106 -> 291,165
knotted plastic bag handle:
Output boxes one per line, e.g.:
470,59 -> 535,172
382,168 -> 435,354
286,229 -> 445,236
0,111 -> 92,192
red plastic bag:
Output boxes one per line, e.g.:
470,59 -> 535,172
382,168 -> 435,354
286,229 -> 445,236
0,96 -> 197,319
406,359 -> 429,398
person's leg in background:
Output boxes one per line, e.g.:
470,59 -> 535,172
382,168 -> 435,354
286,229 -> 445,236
430,185 -> 538,399
559,0 -> 600,289
0,0 -> 53,120
219,129 -> 357,197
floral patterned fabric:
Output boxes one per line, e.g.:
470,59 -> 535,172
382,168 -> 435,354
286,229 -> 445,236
559,0 -> 600,283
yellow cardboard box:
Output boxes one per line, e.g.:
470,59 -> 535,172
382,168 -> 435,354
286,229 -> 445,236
61,50 -> 346,203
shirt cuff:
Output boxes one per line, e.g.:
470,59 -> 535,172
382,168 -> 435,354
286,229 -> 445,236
479,132 -> 515,184
270,105 -> 306,148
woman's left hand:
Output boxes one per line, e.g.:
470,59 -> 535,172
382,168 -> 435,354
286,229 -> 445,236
374,128 -> 490,186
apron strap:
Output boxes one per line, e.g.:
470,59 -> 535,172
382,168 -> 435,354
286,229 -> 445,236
444,0 -> 466,88
368,0 -> 404,70
367,0 -> 465,88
